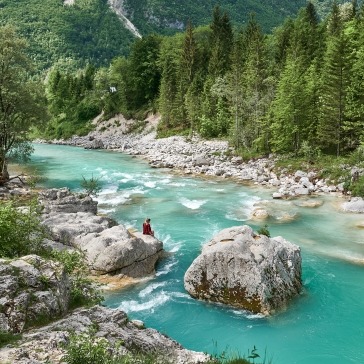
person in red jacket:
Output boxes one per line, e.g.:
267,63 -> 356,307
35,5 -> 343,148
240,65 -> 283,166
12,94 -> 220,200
143,218 -> 154,236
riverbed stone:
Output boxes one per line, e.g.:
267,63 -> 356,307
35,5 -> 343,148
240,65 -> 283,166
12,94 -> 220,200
184,225 -> 302,315
342,197 -> 364,213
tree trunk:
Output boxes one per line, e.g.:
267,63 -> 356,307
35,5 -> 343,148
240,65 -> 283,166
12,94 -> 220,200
0,157 -> 9,185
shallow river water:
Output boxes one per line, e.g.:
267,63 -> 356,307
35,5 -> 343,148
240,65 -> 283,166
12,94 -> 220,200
29,143 -> 364,364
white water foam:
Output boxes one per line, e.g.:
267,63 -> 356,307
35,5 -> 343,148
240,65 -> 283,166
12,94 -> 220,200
118,291 -> 170,313
179,197 -> 207,210
225,194 -> 261,221
156,259 -> 178,277
144,181 -> 156,188
139,282 -> 167,297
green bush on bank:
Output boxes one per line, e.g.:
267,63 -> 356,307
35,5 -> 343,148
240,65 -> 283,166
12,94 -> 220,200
0,198 -> 47,258
63,331 -> 271,364
0,330 -> 22,348
0,197 -> 102,310
50,250 -> 103,309
349,175 -> 364,198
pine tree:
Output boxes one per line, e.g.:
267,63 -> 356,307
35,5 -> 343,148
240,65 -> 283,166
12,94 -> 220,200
318,3 -> 351,156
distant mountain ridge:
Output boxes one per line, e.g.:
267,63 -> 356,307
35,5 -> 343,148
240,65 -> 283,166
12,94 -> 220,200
110,0 -> 354,35
0,0 -> 357,72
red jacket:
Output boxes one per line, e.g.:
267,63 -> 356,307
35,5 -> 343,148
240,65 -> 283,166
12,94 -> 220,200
143,222 -> 153,235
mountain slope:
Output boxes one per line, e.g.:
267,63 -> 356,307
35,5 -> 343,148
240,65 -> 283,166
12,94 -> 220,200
117,0 -> 306,34
0,0 -> 359,73
0,0 -> 135,71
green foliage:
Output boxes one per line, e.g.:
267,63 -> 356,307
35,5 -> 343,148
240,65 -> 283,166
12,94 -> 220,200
40,64 -> 100,140
209,345 -> 272,364
51,250 -> 103,309
122,0 -> 309,35
0,25 -> 48,181
350,175 -> 364,197
0,198 -> 47,259
257,225 -> 271,238
0,0 -> 134,72
0,330 -> 22,348
63,330 -> 113,364
63,329 -> 170,364
81,174 -> 102,197
298,141 -> 321,163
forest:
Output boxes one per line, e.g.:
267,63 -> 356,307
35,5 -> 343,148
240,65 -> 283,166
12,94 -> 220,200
43,1 -> 364,161
0,0 -> 133,71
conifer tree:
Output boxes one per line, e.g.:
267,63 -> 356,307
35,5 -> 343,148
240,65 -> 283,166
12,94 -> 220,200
239,14 -> 270,151
270,2 -> 322,154
318,3 -> 351,156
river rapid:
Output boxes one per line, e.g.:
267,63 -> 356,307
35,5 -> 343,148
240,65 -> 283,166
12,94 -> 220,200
29,143 -> 364,364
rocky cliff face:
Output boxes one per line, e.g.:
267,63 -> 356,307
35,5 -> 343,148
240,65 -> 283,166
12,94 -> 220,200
0,255 -> 70,334
0,285 -> 209,363
184,225 -> 302,315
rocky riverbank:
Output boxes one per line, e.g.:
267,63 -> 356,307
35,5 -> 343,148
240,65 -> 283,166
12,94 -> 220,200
0,184 -> 210,363
0,256 -> 209,364
37,115 -> 364,204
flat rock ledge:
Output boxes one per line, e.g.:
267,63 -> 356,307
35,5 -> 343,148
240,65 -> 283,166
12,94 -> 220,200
39,188 -> 164,277
184,225 -> 302,315
0,305 -> 210,364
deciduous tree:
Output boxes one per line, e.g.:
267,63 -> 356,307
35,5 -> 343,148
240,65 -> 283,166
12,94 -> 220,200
0,25 -> 47,182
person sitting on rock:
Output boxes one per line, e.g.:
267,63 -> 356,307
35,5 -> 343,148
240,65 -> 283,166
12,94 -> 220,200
143,218 -> 154,236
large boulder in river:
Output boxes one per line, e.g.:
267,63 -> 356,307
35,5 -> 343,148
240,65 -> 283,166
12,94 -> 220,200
0,255 -> 70,333
184,225 -> 302,315
75,227 -> 164,276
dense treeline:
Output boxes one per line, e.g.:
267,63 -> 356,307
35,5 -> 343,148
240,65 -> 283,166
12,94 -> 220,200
44,1 -> 364,159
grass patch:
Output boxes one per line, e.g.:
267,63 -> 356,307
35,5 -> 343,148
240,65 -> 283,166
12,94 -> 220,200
0,330 -> 22,348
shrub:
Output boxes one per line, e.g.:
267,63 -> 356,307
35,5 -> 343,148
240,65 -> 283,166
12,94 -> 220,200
350,175 -> 364,197
81,174 -> 102,197
299,140 -> 321,163
63,330 -> 112,364
51,250 -> 103,308
0,198 -> 47,258
63,329 -> 171,364
0,330 -> 22,348
257,225 -> 271,238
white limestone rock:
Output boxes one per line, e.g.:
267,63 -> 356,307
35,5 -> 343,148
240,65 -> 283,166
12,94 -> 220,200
39,188 -> 98,214
0,305 -> 210,364
0,255 -> 70,334
184,225 -> 302,315
342,197 -> 364,213
75,227 -> 163,276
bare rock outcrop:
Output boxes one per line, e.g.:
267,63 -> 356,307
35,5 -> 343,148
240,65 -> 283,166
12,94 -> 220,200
39,188 -> 164,276
39,188 -> 97,214
184,225 -> 302,315
75,227 -> 163,276
0,255 -> 70,334
0,254 -> 207,363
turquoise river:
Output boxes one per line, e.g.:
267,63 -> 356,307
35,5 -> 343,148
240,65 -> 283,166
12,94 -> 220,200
28,143 -> 364,364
